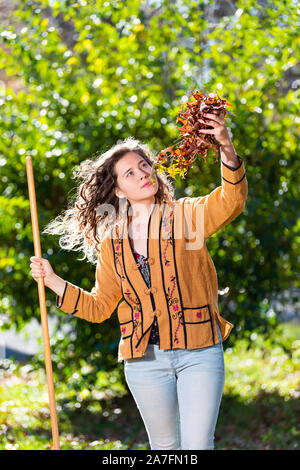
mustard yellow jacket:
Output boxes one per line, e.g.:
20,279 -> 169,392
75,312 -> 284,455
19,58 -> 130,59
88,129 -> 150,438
56,155 -> 248,362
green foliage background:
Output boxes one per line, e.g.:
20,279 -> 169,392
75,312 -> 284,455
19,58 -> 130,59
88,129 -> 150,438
0,0 -> 299,390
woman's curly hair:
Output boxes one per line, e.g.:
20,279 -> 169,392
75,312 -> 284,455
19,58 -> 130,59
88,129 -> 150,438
42,136 -> 175,265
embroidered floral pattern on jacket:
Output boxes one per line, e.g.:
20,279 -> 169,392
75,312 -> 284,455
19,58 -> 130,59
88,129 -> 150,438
161,204 -> 184,345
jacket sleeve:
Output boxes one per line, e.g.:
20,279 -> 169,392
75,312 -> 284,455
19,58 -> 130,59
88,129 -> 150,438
55,235 -> 122,323
181,154 -> 248,240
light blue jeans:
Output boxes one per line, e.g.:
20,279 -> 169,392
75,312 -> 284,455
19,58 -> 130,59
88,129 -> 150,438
124,325 -> 225,450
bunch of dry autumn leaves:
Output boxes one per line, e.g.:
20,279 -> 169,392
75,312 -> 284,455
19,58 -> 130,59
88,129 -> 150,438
150,90 -> 234,181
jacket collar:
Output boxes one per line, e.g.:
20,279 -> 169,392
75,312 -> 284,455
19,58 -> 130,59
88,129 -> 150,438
123,194 -> 162,264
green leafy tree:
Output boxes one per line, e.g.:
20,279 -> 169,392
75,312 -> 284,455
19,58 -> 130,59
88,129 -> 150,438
0,0 -> 298,389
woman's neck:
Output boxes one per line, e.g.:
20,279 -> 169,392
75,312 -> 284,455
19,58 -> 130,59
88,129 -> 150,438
127,197 -> 156,243
129,196 -> 156,224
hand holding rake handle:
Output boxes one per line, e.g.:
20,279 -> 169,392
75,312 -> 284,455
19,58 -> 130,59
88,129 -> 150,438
26,156 -> 60,450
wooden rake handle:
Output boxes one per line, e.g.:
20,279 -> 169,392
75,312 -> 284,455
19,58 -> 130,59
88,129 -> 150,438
26,157 -> 60,450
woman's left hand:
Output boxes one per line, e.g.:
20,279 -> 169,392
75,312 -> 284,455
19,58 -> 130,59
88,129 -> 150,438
198,111 -> 232,147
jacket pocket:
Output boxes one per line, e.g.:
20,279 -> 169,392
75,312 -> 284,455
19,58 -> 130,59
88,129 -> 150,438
117,299 -> 133,325
119,319 -> 134,340
181,304 -> 216,347
118,300 -> 136,340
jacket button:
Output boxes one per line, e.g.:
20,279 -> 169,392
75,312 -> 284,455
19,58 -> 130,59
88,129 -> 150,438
144,286 -> 157,295
147,257 -> 154,266
155,309 -> 161,317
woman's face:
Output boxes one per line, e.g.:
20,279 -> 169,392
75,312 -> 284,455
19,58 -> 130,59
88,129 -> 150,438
114,152 -> 158,205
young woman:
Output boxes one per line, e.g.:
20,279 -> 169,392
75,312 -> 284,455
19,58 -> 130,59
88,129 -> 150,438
30,111 -> 248,450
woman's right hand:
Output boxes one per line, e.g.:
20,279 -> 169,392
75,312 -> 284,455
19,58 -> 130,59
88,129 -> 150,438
30,256 -> 55,283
